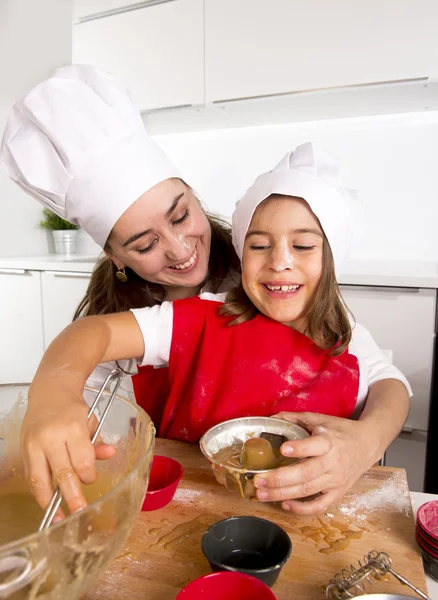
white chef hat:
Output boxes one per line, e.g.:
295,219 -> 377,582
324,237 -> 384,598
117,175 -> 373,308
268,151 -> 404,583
232,142 -> 361,276
0,64 -> 181,247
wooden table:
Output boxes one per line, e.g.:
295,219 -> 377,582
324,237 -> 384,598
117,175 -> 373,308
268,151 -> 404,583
84,439 -> 428,599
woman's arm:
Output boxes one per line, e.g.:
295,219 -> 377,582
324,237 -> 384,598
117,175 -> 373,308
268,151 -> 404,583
253,379 -> 408,515
358,377 -> 409,457
254,321 -> 411,515
350,322 -> 412,416
22,312 -> 144,516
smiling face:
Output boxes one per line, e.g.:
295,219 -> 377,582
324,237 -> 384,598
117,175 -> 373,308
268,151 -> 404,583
241,195 -> 324,332
106,178 -> 211,299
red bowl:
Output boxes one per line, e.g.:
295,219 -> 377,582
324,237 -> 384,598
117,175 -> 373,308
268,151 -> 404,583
417,523 -> 438,551
416,528 -> 438,559
175,572 -> 277,599
141,455 -> 184,511
417,500 -> 438,541
417,521 -> 438,548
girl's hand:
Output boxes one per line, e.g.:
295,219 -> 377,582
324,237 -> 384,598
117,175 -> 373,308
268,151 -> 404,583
19,312 -> 143,519
253,411 -> 382,515
21,391 -> 116,519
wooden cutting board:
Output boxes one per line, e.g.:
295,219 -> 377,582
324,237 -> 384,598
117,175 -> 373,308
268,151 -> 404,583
83,439 -> 427,600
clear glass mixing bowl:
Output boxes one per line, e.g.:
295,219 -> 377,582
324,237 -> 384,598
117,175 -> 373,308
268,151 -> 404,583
0,393 -> 154,599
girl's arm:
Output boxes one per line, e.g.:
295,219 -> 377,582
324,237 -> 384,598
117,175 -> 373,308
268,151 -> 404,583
84,360 -> 137,405
22,312 -> 144,517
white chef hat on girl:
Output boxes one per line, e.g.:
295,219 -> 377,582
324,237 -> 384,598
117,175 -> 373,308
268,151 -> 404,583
232,142 -> 362,276
0,64 -> 181,247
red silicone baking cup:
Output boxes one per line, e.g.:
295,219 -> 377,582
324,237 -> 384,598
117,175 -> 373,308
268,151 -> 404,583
417,523 -> 438,551
417,500 -> 438,541
141,455 -> 184,511
416,528 -> 438,559
176,572 -> 277,599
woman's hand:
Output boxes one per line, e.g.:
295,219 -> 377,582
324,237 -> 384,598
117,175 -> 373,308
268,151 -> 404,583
253,411 -> 381,515
21,382 -> 116,519
254,379 -> 409,515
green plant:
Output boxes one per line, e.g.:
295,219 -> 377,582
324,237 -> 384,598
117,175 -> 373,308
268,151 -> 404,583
40,208 -> 79,231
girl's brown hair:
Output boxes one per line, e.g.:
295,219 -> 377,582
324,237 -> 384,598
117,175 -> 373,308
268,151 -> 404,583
220,200 -> 353,356
74,214 -> 239,319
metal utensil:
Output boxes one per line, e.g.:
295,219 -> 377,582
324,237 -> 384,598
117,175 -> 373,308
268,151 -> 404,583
326,550 -> 430,600
199,416 -> 309,499
38,368 -> 124,531
0,369 -> 124,595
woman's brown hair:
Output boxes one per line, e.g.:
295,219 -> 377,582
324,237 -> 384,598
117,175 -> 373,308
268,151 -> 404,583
220,200 -> 354,356
74,213 -> 239,319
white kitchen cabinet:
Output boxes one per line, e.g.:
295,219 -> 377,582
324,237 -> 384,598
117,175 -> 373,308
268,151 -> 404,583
340,285 -> 436,432
73,0 -> 204,112
73,0 -> 147,22
205,0 -> 438,103
0,267 -> 91,385
41,271 -> 91,349
0,270 -> 44,384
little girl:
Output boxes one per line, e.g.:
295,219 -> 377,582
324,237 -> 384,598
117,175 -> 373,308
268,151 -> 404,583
23,143 -> 410,515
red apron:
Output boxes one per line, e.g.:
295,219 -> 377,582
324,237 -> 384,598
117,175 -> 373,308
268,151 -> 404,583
132,297 -> 359,443
132,365 -> 170,432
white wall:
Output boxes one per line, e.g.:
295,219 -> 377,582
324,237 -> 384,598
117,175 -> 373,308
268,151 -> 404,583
154,110 -> 438,262
1,11 -> 437,264
0,0 -> 73,257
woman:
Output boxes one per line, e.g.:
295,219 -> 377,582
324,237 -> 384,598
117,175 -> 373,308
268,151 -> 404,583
75,174 -> 240,405
1,66 -> 410,516
1,63 -> 240,404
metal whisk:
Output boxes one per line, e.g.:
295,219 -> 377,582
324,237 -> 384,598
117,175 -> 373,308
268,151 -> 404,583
0,369 -> 125,596
38,368 -> 124,530
326,550 -> 430,600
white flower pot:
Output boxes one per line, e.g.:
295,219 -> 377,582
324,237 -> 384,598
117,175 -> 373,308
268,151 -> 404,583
51,230 -> 78,256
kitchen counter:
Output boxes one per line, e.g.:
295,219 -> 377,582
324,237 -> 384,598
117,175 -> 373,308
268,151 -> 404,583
0,254 -> 99,273
339,259 -> 438,289
0,255 -> 437,287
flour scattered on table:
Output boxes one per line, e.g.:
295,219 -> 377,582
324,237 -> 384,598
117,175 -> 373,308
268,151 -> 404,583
174,487 -> 203,504
336,472 -> 410,520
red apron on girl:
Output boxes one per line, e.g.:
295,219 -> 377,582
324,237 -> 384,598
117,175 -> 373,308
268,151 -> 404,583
132,365 -> 170,432
132,297 -> 359,443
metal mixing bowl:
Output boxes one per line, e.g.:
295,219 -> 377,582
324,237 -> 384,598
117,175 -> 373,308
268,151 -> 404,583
199,416 -> 309,499
0,394 -> 154,599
